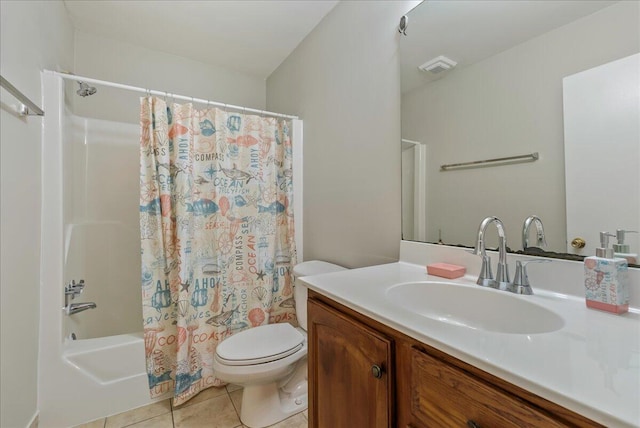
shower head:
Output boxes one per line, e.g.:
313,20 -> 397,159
76,81 -> 97,97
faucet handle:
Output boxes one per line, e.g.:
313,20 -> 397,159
67,279 -> 85,287
467,247 -> 481,257
65,279 -> 85,297
512,259 -> 551,295
476,255 -> 496,287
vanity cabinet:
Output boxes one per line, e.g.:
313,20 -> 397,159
307,298 -> 393,428
308,291 -> 603,428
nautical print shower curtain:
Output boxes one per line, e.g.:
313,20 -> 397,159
139,97 -> 297,405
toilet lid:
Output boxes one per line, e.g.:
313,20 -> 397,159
216,323 -> 304,366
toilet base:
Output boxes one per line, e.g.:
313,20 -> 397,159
240,381 -> 308,428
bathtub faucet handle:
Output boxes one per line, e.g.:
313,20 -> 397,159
65,279 -> 85,295
64,279 -> 85,306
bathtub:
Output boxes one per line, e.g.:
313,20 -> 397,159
38,332 -> 170,427
63,333 -> 146,385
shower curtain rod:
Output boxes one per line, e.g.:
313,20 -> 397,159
51,71 -> 298,120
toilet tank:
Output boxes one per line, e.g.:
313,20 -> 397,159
293,261 -> 346,330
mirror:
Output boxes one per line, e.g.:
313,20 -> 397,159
401,0 -> 640,267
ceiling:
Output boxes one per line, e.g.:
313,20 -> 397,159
63,0 -> 339,80
400,0 -> 617,94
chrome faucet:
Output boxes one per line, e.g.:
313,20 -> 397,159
63,279 -> 96,315
65,302 -> 97,315
522,215 -> 547,251
472,216 -> 512,291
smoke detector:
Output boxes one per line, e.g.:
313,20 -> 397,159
418,55 -> 457,74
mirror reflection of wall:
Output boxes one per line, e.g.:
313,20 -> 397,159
401,139 -> 427,241
401,141 -> 417,240
563,53 -> 640,260
400,0 -> 639,266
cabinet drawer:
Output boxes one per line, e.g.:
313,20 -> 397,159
410,348 -> 566,427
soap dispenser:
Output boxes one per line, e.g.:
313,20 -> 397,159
584,231 -> 629,314
613,229 -> 638,264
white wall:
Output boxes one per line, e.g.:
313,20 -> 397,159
0,2 -> 74,427
267,1 -> 420,268
402,1 -> 639,251
73,31 -> 267,124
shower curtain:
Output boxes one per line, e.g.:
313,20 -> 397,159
139,97 -> 297,405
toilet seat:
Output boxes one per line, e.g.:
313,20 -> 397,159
216,323 -> 304,366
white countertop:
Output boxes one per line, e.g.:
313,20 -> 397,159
301,261 -> 640,427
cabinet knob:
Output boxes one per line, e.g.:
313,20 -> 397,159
467,420 -> 480,428
371,364 -> 383,379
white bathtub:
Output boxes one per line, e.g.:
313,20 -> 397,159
38,331 -> 170,427
63,333 -> 147,385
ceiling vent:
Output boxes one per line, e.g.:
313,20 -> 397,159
418,55 -> 457,74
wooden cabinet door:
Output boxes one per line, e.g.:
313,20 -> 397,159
308,298 -> 393,428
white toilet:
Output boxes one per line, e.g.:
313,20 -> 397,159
212,261 -> 346,428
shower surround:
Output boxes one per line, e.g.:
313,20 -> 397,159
39,72 -> 162,427
64,115 -> 142,340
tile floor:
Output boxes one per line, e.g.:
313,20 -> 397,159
74,384 -> 308,428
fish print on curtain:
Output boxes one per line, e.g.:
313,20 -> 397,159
139,97 -> 297,405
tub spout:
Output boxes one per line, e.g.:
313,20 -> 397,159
64,302 -> 97,315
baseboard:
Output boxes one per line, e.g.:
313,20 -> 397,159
27,412 -> 38,428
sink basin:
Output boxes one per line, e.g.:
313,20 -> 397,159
385,281 -> 564,334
